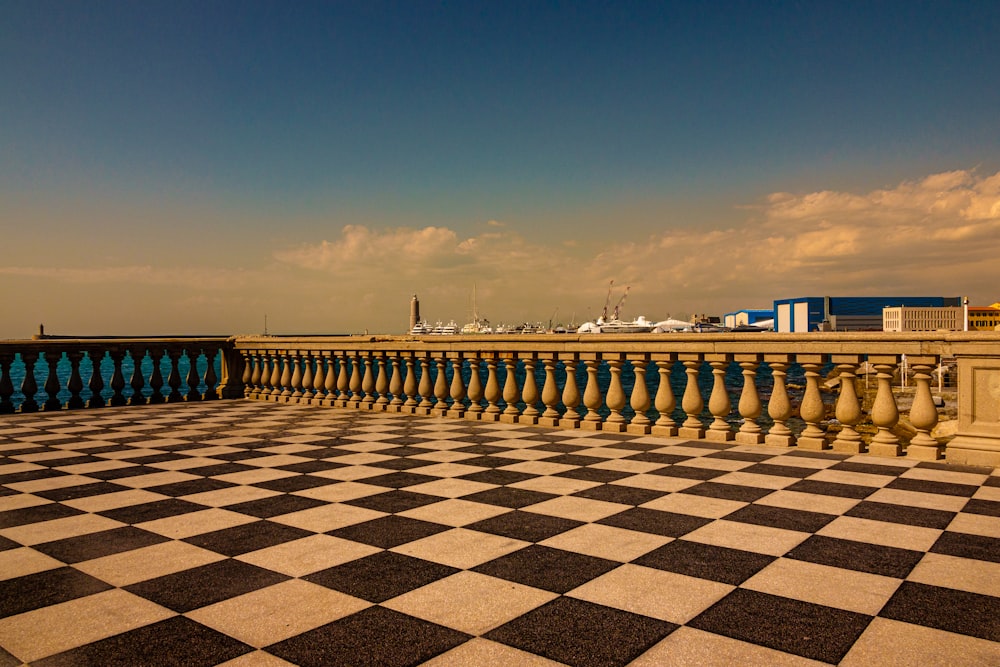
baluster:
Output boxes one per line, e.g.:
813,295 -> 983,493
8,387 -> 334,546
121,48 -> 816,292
108,349 -> 127,406
627,355 -> 651,435
500,356 -> 522,423
183,349 -> 201,401
735,355 -> 764,444
66,351 -> 85,410
764,357 -> 795,447
559,355 -> 581,429
267,352 -> 282,402
323,354 -> 338,406
388,354 -> 404,411
865,357 -> 901,456
244,352 -> 259,399
0,353 -> 15,414
375,354 -> 390,409
652,356 -> 678,437
336,352 -> 350,407
20,351 -> 40,412
128,347 -> 148,406
580,356 -> 603,430
907,358 -> 943,459
447,356 -> 466,418
831,357 -> 865,453
256,353 -> 272,400
797,356 -> 829,449
678,355 -> 705,439
604,355 -> 627,432
306,352 -> 321,404
203,347 -> 219,401
433,357 -> 450,417
402,354 -> 418,412
289,352 -> 305,402
519,354 -> 540,424
300,353 -> 315,403
416,355 -> 434,415
360,354 -> 375,408
483,355 -> 501,421
277,352 -> 293,402
465,355 -> 484,420
43,350 -> 63,411
148,349 -> 166,404
705,355 -> 734,441
538,356 -> 561,427
164,348 -> 184,403
87,349 -> 106,408
349,353 -> 364,408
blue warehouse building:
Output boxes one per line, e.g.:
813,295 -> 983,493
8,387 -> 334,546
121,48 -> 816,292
773,296 -> 963,332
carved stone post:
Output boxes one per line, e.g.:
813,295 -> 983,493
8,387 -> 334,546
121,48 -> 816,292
433,357 -> 450,417
465,354 -> 484,420
309,353 -> 324,404
519,354 -> 540,425
276,352 -> 293,403
335,352 -> 350,407
678,355 -> 705,439
797,355 -> 829,450
482,355 -> 502,421
267,352 -> 282,403
604,355 -> 627,433
361,354 -> 376,409
349,353 -> 364,409
242,352 -> 257,399
764,356 -> 795,447
375,354 -> 390,410
447,357 -> 466,418
66,351 -> 85,410
831,356 -> 865,454
705,355 -> 734,441
907,357 -> 943,460
735,355 -> 763,444
652,356 -> 678,437
539,356 -> 561,427
184,349 -> 201,402
300,353 -> 315,403
416,355 -> 434,415
387,354 -> 404,411
43,350 -> 63,411
580,356 -> 603,431
148,349 -> 165,404
324,354 -> 339,406
88,349 -> 107,408
500,356 -> 522,423
627,355 -> 652,435
203,347 -> 219,401
402,354 -> 418,412
558,355 -> 581,429
868,356 -> 901,457
127,347 -> 147,406
257,352 -> 273,400
289,352 -> 305,402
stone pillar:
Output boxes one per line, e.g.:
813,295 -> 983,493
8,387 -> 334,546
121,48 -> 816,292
947,351 -> 1000,466
706,354 -> 734,442
289,352 -> 305,402
604,355 -> 627,433
402,354 -> 418,412
652,356 -> 678,437
88,349 -> 107,408
42,350 -> 63,411
349,354 -> 364,409
627,355 -> 652,435
539,356 -> 561,427
483,355 -> 501,422
361,354 -> 377,409
447,357 -> 466,418
416,355 -> 434,415
830,356 -> 865,454
433,357 -> 450,417
375,354 -> 390,410
735,355 -> 764,445
278,352 -> 294,402
19,350 -> 40,412
797,355 -> 829,450
335,352 -> 350,407
868,356 -> 901,457
388,355 -> 404,411
66,351 -> 85,410
678,355 -> 705,439
519,354 -> 540,425
764,356 -> 795,447
907,357 -> 943,460
558,355 -> 581,429
580,356 -> 603,431
148,348 -> 166,404
127,347 -> 148,406
464,355 -> 484,420
500,355 -> 521,423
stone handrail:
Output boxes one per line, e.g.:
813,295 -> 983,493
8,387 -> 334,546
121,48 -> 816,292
231,331 -> 1000,466
0,337 -> 242,412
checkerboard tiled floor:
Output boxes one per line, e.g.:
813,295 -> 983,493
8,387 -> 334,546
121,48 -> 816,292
1,401 -> 998,666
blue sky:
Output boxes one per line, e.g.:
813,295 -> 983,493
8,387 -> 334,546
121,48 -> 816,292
2,1 -> 999,336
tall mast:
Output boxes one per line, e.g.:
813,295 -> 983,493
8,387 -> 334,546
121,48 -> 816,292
601,280 -> 614,321
612,286 -> 630,320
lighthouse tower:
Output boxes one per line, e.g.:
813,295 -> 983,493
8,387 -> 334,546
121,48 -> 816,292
409,294 -> 420,333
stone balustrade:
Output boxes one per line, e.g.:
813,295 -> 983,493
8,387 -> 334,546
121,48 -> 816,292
2,332 -> 999,466
0,337 -> 240,413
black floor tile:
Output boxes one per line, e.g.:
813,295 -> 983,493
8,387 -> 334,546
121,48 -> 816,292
634,539 -> 775,585
0,567 -> 113,618
83,465 -> 152,480
226,493 -> 328,518
361,471 -> 442,489
572,484 -> 667,506
472,545 -> 619,593
304,551 -> 459,602
466,510 -> 581,542
368,457 -> 436,471
879,581 -> 1000,642
738,462 -> 817,478
32,481 -> 130,502
253,474 -> 339,493
460,487 -> 556,509
706,450 -> 773,463
182,521 -> 315,556
649,465 -> 728,481
543,454 -> 607,467
182,463 -> 257,477
930,531 -> 1000,563
454,455 -> 524,469
375,445 -> 436,457
557,467 -> 634,483
830,461 -> 909,477
886,477 -> 980,497
0,468 -> 66,485
597,507 -> 712,537
0,646 -> 18,667
124,559 -> 289,613
689,588 -> 872,664
144,478 -> 237,497
961,499 -> 1000,517
33,526 -> 170,563
344,490 -> 444,513
0,502 -> 84,528
722,504 -> 835,533
785,479 -> 878,499
0,535 -> 19,552
679,482 -> 775,503
328,515 -> 450,548
533,443 -> 590,453
458,469 -> 537,485
33,615 -> 253,667
267,605 -> 469,667
845,501 -> 956,529
99,498 -> 205,524
786,535 -> 924,578
485,596 -> 676,667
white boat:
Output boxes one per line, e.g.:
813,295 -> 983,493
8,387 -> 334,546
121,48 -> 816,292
652,318 -> 694,333
460,284 -> 492,333
429,320 -> 459,335
410,320 -> 431,335
576,282 -> 656,333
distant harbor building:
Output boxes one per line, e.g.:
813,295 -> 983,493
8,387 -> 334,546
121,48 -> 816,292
968,303 -> 1000,331
723,309 -> 774,329
882,306 -> 965,332
774,296 -> 962,332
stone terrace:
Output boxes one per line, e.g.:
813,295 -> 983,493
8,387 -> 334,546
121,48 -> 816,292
1,401 -> 998,666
